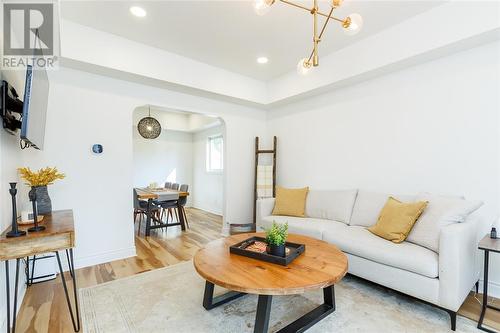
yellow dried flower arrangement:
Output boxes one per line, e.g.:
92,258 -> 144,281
18,167 -> 65,187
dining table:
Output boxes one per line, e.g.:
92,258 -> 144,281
135,188 -> 190,236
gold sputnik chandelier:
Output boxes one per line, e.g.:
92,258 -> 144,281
253,0 -> 363,75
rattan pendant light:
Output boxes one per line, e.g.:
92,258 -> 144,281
137,106 -> 161,139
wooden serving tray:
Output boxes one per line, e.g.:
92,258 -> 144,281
229,236 -> 305,266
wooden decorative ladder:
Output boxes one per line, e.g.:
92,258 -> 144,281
230,136 -> 277,234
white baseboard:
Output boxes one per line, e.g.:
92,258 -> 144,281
72,246 -> 137,270
221,224 -> 230,236
191,204 -> 223,216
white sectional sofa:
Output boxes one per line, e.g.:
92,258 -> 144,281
256,190 -> 483,331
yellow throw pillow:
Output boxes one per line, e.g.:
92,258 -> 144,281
272,186 -> 309,217
368,197 -> 428,243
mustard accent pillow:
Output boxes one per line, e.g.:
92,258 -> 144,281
272,186 -> 309,217
368,197 -> 428,243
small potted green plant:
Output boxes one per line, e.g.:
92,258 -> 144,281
265,222 -> 288,257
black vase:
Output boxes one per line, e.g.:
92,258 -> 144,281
268,244 -> 286,257
34,186 -> 52,214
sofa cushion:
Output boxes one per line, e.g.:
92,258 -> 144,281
323,226 -> 438,278
305,189 -> 358,224
260,215 -> 347,240
368,197 -> 428,243
350,191 -> 416,227
407,193 -> 483,252
272,186 -> 309,217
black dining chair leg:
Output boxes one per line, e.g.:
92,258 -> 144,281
183,207 -> 189,229
134,210 -> 141,224
174,208 -> 179,222
138,213 -> 143,235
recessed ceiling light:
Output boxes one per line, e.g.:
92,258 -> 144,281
130,6 -> 147,17
257,57 -> 269,64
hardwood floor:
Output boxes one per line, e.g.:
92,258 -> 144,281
15,208 -> 500,332
16,208 -> 223,333
459,292 -> 500,331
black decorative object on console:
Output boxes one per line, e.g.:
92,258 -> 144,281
6,183 -> 26,238
34,185 -> 52,214
28,186 -> 45,232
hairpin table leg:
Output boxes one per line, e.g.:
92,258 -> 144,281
30,255 -> 36,286
4,259 -> 21,333
56,249 -> 80,332
12,259 -> 20,333
5,261 -> 10,333
65,250 -> 74,278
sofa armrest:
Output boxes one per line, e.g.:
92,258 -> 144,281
256,198 -> 275,231
438,216 -> 480,311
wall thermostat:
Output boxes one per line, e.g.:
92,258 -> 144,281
92,144 -> 103,154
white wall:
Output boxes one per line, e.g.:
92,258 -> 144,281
267,41 -> 500,292
133,129 -> 193,206
188,114 -> 220,132
193,125 -> 224,215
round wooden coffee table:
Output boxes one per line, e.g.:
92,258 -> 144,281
194,233 -> 348,333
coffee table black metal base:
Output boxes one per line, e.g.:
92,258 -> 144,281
202,281 -> 335,333
202,281 -> 247,310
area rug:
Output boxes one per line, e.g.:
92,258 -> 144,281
80,261 -> 480,333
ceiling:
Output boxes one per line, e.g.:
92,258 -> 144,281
61,1 -> 444,81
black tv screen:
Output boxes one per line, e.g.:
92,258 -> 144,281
21,65 -> 49,150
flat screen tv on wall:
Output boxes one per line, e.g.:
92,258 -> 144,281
20,64 -> 49,150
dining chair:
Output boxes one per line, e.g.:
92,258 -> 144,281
133,189 -> 147,234
160,198 -> 179,223
160,184 -> 185,224
159,183 -> 180,222
164,182 -> 172,188
177,184 -> 190,228
133,189 -> 160,235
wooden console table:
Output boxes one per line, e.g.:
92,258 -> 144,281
0,210 -> 80,333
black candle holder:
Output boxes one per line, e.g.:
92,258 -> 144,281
28,186 -> 45,232
6,183 -> 26,238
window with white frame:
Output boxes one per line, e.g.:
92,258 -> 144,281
206,134 -> 223,172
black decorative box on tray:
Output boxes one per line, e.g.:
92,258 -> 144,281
229,236 -> 305,266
